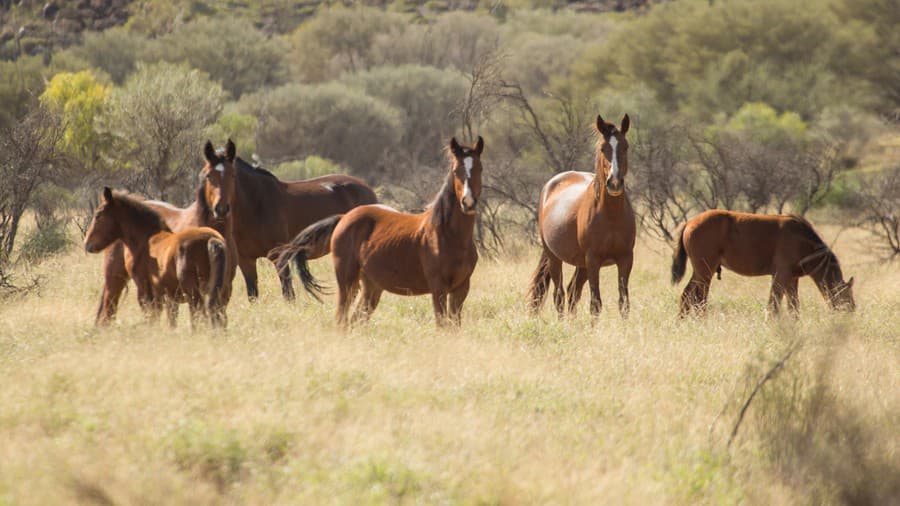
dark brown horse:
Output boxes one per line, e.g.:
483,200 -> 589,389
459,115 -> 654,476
230,157 -> 377,301
85,188 -> 229,328
273,137 -> 484,328
95,141 -> 377,324
672,210 -> 855,316
95,140 -> 239,324
528,114 -> 636,321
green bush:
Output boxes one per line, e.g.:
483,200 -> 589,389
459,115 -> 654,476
19,219 -> 70,264
272,156 -> 345,181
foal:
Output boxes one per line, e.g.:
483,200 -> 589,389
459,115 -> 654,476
672,210 -> 855,316
273,137 -> 485,327
85,188 -> 229,328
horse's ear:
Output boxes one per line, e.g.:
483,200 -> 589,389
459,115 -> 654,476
225,138 -> 236,162
596,115 -> 605,134
846,276 -> 854,288
203,140 -> 216,163
620,114 -> 630,135
102,186 -> 113,203
474,135 -> 484,156
449,137 -> 463,157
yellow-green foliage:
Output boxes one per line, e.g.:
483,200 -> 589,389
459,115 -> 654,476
39,71 -> 109,155
0,226 -> 896,504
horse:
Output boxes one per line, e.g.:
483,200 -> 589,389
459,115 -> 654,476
527,114 -> 636,321
85,187 -> 229,328
94,140 -> 240,325
229,157 -> 377,301
272,137 -> 485,328
671,210 -> 855,316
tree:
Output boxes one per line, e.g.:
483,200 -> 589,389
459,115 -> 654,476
99,62 -> 225,202
156,16 -> 287,98
39,71 -> 110,175
855,166 -> 900,259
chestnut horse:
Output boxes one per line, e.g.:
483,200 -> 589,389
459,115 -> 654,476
527,114 -> 636,321
94,140 -> 239,324
672,210 -> 855,316
273,137 -> 485,327
85,188 -> 229,328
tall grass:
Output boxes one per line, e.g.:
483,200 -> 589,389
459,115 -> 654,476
0,227 -> 896,504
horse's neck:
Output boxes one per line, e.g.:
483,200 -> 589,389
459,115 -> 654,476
118,219 -> 168,260
429,189 -> 475,245
591,177 -> 628,214
234,169 -> 276,226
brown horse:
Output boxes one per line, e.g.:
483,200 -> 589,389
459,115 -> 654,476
527,114 -> 636,321
672,210 -> 855,316
273,137 -> 484,327
94,140 -> 239,324
85,188 -> 229,328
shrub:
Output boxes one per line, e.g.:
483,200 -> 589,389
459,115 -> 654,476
272,156 -> 345,181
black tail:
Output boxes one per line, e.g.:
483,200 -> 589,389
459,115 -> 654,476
671,223 -> 688,285
207,238 -> 227,328
527,249 -> 553,313
270,214 -> 343,302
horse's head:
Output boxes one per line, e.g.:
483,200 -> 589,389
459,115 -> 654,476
595,114 -> 630,197
449,136 -> 485,215
200,139 -> 237,220
825,273 -> 856,312
84,187 -> 120,253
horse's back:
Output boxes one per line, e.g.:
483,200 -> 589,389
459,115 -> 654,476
332,205 -> 431,295
539,171 -> 593,264
685,210 -> 786,276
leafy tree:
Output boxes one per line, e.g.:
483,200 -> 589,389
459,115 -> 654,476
99,62 -> 225,202
0,56 -> 47,130
156,16 -> 287,98
285,5 -> 405,82
63,27 -> 153,84
39,71 -> 111,174
341,65 -> 468,170
239,82 -> 401,177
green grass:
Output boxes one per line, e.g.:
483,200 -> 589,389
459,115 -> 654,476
0,226 -> 897,504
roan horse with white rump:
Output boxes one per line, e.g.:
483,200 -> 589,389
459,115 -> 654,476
528,114 -> 636,321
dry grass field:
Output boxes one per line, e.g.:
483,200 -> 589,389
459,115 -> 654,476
0,226 -> 897,505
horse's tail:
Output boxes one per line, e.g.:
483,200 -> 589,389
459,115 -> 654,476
527,249 -> 553,313
671,222 -> 688,285
269,215 -> 343,302
206,237 -> 227,328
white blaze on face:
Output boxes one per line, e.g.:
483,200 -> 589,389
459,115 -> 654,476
215,163 -> 225,173
608,136 -> 620,181
461,156 -> 475,209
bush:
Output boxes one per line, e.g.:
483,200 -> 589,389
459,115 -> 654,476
156,16 -> 287,98
272,156 -> 345,181
19,218 -> 70,264
63,27 -> 153,84
240,82 -> 401,178
341,65 -> 468,169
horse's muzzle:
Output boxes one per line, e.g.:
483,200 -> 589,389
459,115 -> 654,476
461,197 -> 478,215
606,178 -> 624,197
214,202 -> 231,219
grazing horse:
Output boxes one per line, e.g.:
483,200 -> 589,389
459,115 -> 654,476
230,157 -> 377,301
671,210 -> 855,316
94,140 -> 239,325
528,114 -> 636,321
273,137 -> 485,328
85,188 -> 229,328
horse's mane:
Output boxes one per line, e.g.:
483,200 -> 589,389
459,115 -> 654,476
235,156 -> 278,180
194,179 -> 212,217
111,191 -> 169,232
429,170 -> 457,227
790,214 -> 842,276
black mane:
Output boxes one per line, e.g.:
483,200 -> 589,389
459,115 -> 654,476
790,214 -> 842,278
429,170 -> 458,227
112,191 -> 168,232
236,156 -> 278,180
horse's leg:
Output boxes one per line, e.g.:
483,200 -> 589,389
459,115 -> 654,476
431,291 -> 449,327
548,257 -> 565,318
351,275 -> 382,325
448,279 -> 471,326
768,272 -> 789,318
586,256 -> 603,324
96,241 -> 129,325
165,296 -> 179,329
680,258 -> 715,317
786,277 -> 800,316
239,255 -> 259,302
334,256 -> 361,330
616,254 -> 634,319
566,267 -> 588,316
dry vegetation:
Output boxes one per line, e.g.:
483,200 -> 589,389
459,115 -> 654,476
0,225 -> 897,505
